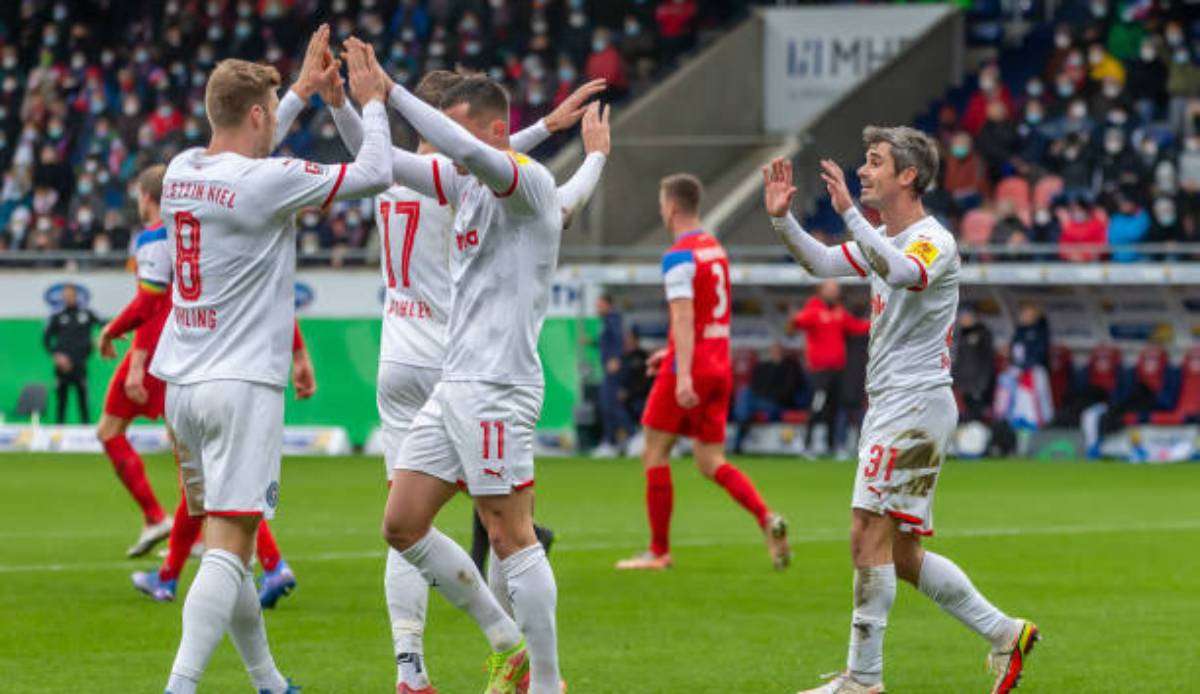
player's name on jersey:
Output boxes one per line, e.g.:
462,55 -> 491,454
162,180 -> 238,209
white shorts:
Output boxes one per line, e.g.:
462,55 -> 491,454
377,361 -> 442,479
852,386 -> 957,536
165,380 -> 284,520
395,381 -> 542,496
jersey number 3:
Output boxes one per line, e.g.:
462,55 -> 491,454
380,201 -> 420,289
711,263 -> 728,320
175,211 -> 202,300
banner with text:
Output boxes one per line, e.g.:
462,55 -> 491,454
762,6 -> 952,133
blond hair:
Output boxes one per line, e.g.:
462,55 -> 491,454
204,59 -> 281,129
135,164 -> 166,202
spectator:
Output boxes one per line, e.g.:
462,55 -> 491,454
1030,204 -> 1061,244
962,63 -> 1015,135
994,302 -> 1054,430
1016,100 -> 1051,170
732,342 -> 801,454
942,131 -> 989,212
975,99 -> 1021,180
1044,25 -> 1077,84
953,306 -> 996,423
620,329 -> 652,426
1047,132 -> 1096,195
1087,43 -> 1126,85
1126,38 -> 1169,120
838,305 -> 870,456
1149,195 -> 1180,244
655,0 -> 699,64
584,28 -> 629,97
1058,195 -> 1108,261
43,284 -> 102,423
1166,46 -> 1200,133
594,294 -> 634,457
620,13 -> 658,88
991,199 -> 1029,246
1097,127 -> 1143,194
789,280 -> 870,456
1107,191 -> 1151,261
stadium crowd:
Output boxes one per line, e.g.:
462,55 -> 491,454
0,0 -> 740,262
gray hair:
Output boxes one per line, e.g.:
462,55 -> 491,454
862,125 -> 939,195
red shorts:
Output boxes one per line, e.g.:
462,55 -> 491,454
641,368 -> 732,444
103,352 -> 166,420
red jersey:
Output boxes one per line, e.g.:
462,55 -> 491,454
660,230 -> 731,378
791,297 -> 871,371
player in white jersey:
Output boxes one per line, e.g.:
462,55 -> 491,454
762,127 -> 1038,694
336,39 -> 602,694
320,64 -> 607,693
151,27 -> 393,694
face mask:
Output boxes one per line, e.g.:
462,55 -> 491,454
558,67 -> 576,83
78,211 -> 94,226
185,126 -> 200,139
2,56 -> 15,69
1067,54 -> 1083,68
391,44 -> 405,60
626,21 -> 640,36
570,12 -> 586,28
44,32 -> 59,47
1141,47 -> 1156,61
1057,82 -> 1074,97
48,125 -> 63,139
465,41 -> 482,56
461,18 -> 478,32
236,23 -> 252,40
1026,110 -> 1043,124
54,3 -> 68,20
71,54 -> 85,70
1027,80 -> 1043,97
1104,138 -> 1123,154
302,213 -> 319,227
1034,209 -> 1051,225
208,26 -> 224,42
1055,33 -> 1070,49
192,102 -> 205,118
528,91 -> 545,106
429,42 -> 445,57
77,180 -> 93,195
532,20 -> 548,35
979,76 -> 996,92
159,105 -> 173,117
951,144 -> 969,158
97,171 -> 110,184
1174,50 -> 1190,64
100,50 -> 114,67
592,39 -> 608,52
1154,200 -> 1176,224
1142,142 -> 1158,159
1187,139 -> 1200,152
135,49 -> 149,63
1090,1 -> 1106,17
401,28 -> 415,42
1167,31 -> 1184,47
1102,83 -> 1120,98
1069,104 -> 1086,119
321,125 -> 336,139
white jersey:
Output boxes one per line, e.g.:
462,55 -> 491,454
851,215 -> 959,396
132,224 -> 172,286
152,148 -> 352,388
434,152 -> 562,385
376,154 -> 454,369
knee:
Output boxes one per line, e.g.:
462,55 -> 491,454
892,542 -> 925,585
381,517 -> 426,552
849,525 -> 888,569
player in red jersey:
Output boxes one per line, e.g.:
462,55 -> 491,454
617,173 -> 791,571
96,164 -> 174,558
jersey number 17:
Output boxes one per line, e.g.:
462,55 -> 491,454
380,201 -> 421,289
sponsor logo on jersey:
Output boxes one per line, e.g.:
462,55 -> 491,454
455,229 -> 479,251
43,283 -> 92,311
303,161 -> 324,176
903,237 -> 939,267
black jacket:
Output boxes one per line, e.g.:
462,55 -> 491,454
44,306 -> 102,364
953,323 -> 996,399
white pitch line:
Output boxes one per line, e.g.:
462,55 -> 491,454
1,519 -> 1198,575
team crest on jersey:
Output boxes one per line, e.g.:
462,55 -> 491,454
903,237 -> 940,266
304,161 -> 324,176
265,481 -> 279,509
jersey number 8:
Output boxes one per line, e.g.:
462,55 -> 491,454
175,211 -> 202,301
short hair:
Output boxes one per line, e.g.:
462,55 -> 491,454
440,76 -> 509,121
415,70 -> 466,108
204,59 -> 281,129
659,173 -> 703,215
136,164 -> 166,203
862,125 -> 939,195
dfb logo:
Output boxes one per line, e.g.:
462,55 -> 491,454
294,282 -> 314,310
265,481 -> 280,509
455,229 -> 479,251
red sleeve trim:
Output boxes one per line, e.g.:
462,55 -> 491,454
492,155 -> 520,198
841,243 -> 867,277
905,254 -> 928,292
431,159 -> 448,206
292,320 -> 305,354
320,163 -> 348,211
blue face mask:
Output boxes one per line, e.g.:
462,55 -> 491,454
951,144 -> 969,158
1026,111 -> 1043,124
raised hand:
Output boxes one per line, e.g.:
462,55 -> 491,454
344,38 -> 386,106
294,24 -> 331,100
544,78 -> 607,133
762,157 -> 797,218
581,102 -> 610,156
315,46 -> 345,107
819,159 -> 854,215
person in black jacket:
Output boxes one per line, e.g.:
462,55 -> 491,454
43,284 -> 102,423
953,306 -> 996,422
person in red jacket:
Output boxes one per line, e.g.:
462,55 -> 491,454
1057,196 -> 1108,262
790,279 -> 871,456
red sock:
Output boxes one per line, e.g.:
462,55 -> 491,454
159,498 -> 203,582
714,463 -> 770,529
256,521 -> 282,572
103,435 -> 165,525
646,466 -> 674,556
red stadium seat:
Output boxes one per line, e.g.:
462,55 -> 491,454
960,209 -> 997,246
1032,175 -> 1064,211
993,176 -> 1032,226
1086,344 -> 1122,395
780,409 -> 810,424
1133,344 -> 1168,394
1150,347 -> 1200,425
1049,344 -> 1073,409
732,347 -> 758,392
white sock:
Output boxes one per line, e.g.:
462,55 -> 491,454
847,564 -> 895,686
502,544 -> 560,694
400,527 -> 521,653
918,552 -> 1018,649
229,570 -> 288,693
166,549 -> 245,693
486,548 -> 513,616
386,547 -> 432,687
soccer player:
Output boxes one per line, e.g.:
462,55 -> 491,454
339,38 -> 598,693
762,128 -> 1038,694
322,61 -> 606,693
151,25 -> 393,694
95,164 -> 173,558
616,174 -> 790,572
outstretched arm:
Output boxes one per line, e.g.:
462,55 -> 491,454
557,103 -> 610,218
763,158 -> 865,278
820,159 -> 922,288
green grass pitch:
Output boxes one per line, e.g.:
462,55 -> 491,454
1,454 -> 1198,692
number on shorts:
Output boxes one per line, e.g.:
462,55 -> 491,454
175,211 -> 202,300
711,263 -> 728,320
380,201 -> 421,289
865,445 -> 898,481
480,420 -> 505,460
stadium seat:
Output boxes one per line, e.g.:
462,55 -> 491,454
14,384 -> 48,424
993,176 -> 1032,226
1032,175 -> 1064,212
732,348 -> 758,393
780,409 -> 810,424
1049,344 -> 1073,409
960,209 -> 997,247
1086,344 -> 1122,397
1150,347 -> 1200,425
1122,344 -> 1170,425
